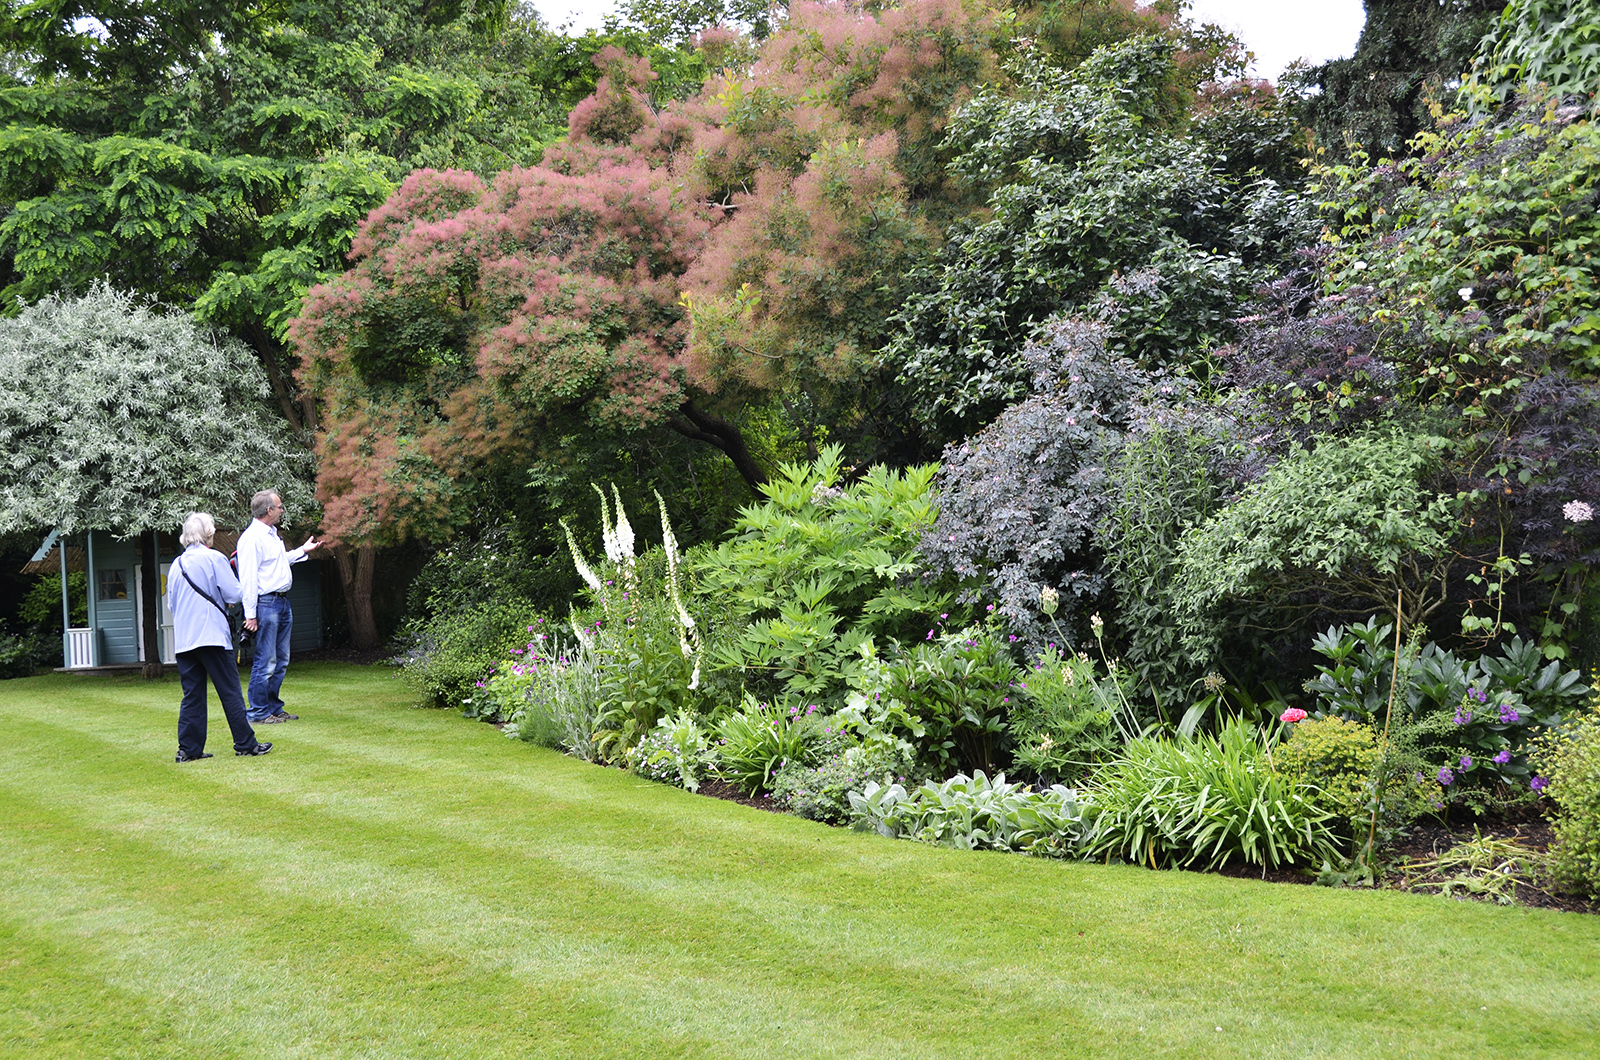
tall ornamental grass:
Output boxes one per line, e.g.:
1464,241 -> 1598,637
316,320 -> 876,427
1085,721 -> 1342,870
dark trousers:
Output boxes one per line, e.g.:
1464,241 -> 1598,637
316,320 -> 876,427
177,646 -> 260,756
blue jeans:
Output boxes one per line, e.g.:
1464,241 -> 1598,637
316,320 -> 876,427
247,593 -> 293,721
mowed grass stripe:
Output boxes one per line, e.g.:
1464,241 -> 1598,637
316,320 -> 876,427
0,729 -> 1102,1058
2,667 -> 1598,1059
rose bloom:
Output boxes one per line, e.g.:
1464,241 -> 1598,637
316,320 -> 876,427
1279,707 -> 1308,724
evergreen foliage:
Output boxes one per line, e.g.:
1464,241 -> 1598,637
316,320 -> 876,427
889,36 -> 1313,442
1295,0 -> 1504,157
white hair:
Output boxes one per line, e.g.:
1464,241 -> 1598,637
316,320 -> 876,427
180,512 -> 216,548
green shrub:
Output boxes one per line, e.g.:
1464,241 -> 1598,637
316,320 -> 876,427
1274,716 -> 1383,825
1304,618 -> 1587,792
398,599 -> 544,711
1173,430 -> 1458,657
628,710 -> 717,793
847,624 -> 1019,777
0,632 -> 43,680
848,771 -> 1093,857
714,696 -> 829,795
483,628 -> 603,761
1007,646 -> 1122,783
771,736 -> 919,824
693,444 -> 954,705
1085,721 -> 1343,870
1532,701 -> 1600,899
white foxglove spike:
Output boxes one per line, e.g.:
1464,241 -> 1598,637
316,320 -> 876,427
592,483 -> 622,564
569,609 -> 595,652
656,490 -> 679,570
611,484 -> 635,561
562,520 -> 603,593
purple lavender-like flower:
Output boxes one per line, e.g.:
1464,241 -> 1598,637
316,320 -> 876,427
1460,755 -> 1473,770
1437,767 -> 1455,786
1468,687 -> 1488,704
1453,707 -> 1473,725
1493,749 -> 1512,765
1498,704 -> 1520,723
1530,776 -> 1549,792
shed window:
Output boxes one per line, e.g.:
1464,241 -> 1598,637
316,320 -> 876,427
97,569 -> 128,600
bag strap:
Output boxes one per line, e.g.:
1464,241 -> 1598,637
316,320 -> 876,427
176,556 -> 229,618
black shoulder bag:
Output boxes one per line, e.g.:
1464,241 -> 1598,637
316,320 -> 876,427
176,557 -> 229,617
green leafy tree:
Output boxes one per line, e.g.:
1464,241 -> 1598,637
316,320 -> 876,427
1293,0 -> 1504,157
0,0 -> 580,644
887,36 -> 1314,442
0,283 -> 313,675
1468,0 -> 1600,115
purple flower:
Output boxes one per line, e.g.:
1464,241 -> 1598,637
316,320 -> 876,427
1498,704 -> 1520,723
1530,776 -> 1549,792
1460,755 -> 1473,771
1468,687 -> 1488,704
1493,750 -> 1511,765
1437,767 -> 1455,786
1453,708 -> 1473,725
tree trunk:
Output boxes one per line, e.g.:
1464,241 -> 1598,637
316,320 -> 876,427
139,531 -> 164,679
334,544 -> 380,650
669,402 -> 768,490
248,325 -> 304,431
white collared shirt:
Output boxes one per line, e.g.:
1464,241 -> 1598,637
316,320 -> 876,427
238,518 -> 310,619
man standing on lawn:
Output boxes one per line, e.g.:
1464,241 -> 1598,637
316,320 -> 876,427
239,488 -> 321,724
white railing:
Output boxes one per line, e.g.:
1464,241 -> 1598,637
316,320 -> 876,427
160,624 -> 176,664
65,627 -> 96,669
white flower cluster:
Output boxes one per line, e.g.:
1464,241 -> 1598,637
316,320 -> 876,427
1564,500 -> 1594,524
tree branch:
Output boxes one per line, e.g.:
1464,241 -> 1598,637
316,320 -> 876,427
667,402 -> 768,491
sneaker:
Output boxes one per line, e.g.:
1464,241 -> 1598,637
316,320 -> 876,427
175,749 -> 214,763
271,711 -> 299,720
255,713 -> 287,724
236,742 -> 273,756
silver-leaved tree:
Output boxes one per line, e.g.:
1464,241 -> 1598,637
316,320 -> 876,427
0,283 -> 313,676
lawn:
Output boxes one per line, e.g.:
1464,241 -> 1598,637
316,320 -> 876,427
1,663 -> 1596,1059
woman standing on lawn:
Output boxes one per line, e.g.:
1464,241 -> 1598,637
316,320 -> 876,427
165,512 -> 272,762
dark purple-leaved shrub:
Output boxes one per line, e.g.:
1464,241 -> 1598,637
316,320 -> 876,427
1218,260 -> 1397,449
920,318 -> 1150,649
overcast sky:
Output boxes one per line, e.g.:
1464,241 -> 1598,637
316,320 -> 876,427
530,0 -> 1367,82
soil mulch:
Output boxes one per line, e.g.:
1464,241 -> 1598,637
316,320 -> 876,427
296,646 -> 395,666
695,778 -> 788,813
1211,803 -> 1596,914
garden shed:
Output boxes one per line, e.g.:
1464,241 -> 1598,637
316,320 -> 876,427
24,527 -> 324,669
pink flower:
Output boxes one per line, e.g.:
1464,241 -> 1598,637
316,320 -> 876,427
1279,708 -> 1308,724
